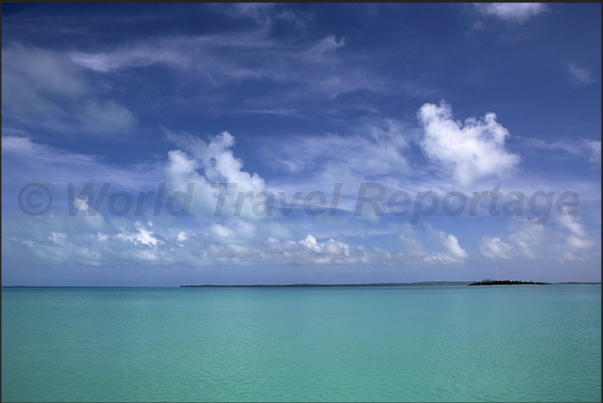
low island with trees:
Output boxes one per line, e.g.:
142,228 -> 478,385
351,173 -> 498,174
469,280 -> 550,286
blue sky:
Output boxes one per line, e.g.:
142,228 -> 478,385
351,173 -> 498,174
2,3 -> 601,286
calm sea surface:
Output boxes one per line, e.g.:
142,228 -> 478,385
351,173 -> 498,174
2,285 -> 601,402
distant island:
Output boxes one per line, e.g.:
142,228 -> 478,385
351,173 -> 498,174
468,280 -> 549,286
181,282 -> 471,288
2,281 -> 599,289
178,281 -> 603,288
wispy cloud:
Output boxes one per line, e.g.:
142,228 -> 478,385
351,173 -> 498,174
263,118 -> 410,176
569,63 -> 595,83
2,42 -> 137,136
584,140 -> 601,168
67,33 -> 381,97
213,3 -> 277,23
210,3 -> 312,28
65,30 -> 407,120
523,138 -> 602,168
473,3 -> 547,24
1,136 -> 164,198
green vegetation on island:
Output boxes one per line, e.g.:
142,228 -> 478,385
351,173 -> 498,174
468,280 -> 550,286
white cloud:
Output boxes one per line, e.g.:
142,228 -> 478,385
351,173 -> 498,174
117,221 -> 161,247
209,3 -> 312,29
584,140 -> 601,167
418,101 -> 520,185
2,42 -> 86,118
49,232 -> 67,245
480,237 -> 515,259
523,137 -> 601,168
2,42 -> 137,136
3,42 -> 87,98
81,101 -> 137,134
164,129 -> 267,218
255,118 -> 415,218
557,214 -> 594,262
209,223 -> 235,239
440,232 -> 469,262
69,45 -> 188,73
569,63 -> 594,83
265,118 -> 409,177
1,135 -> 162,190
264,235 -> 373,265
392,223 -> 469,265
2,208 -> 471,268
306,35 -> 345,62
212,3 -> 276,23
474,3 -> 547,23
420,229 -> 469,265
2,126 -> 596,276
523,138 -> 584,157
2,133 -> 469,269
479,227 -> 542,260
480,215 -> 598,262
67,32 -> 387,106
508,225 -> 545,259
74,196 -> 90,212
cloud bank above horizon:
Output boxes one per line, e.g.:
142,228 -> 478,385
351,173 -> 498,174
2,4 -> 600,285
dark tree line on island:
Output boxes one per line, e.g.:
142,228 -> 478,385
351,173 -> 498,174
469,280 -> 550,286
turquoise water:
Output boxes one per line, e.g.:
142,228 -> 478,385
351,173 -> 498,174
2,285 -> 601,402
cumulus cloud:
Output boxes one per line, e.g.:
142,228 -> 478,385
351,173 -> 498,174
2,209 -> 470,268
480,215 -> 598,262
417,101 -> 520,185
439,232 -> 469,262
474,3 -> 547,23
480,237 -> 515,260
393,223 -> 469,265
262,235 -> 373,265
420,230 -> 469,265
164,128 -> 266,218
2,132 -> 470,269
117,221 -> 161,247
1,207 -> 108,266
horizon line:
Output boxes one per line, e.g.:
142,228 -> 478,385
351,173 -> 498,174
3,281 -> 601,288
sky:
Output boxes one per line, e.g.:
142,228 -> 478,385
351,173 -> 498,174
1,3 -> 601,286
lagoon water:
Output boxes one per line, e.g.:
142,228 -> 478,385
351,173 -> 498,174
2,285 -> 601,402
